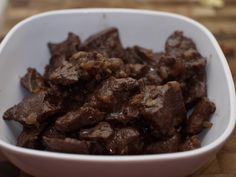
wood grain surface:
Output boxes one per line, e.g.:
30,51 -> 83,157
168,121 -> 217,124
0,0 -> 235,177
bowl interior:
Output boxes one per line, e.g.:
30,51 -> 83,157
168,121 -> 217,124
0,10 -> 233,149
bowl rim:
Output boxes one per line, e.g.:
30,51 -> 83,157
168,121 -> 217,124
0,8 -> 235,162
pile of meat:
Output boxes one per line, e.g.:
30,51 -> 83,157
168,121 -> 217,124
3,27 -> 216,155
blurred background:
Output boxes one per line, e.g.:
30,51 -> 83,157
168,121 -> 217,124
0,0 -> 236,177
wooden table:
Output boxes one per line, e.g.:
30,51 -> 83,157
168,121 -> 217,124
0,0 -> 236,177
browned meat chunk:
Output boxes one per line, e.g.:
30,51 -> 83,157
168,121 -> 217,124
21,68 -> 47,93
42,124 -> 66,139
138,68 -> 163,86
179,136 -> 201,151
186,97 -> 216,135
145,133 -> 181,154
155,55 -> 184,81
17,125 -> 46,149
80,122 -> 114,142
125,64 -> 149,79
82,27 -> 124,59
46,60 -> 80,85
106,127 -> 143,155
44,54 -> 67,79
43,137 -> 91,154
55,106 -> 105,132
165,31 -> 196,57
3,91 -> 62,126
181,74 -> 207,107
48,32 -> 81,59
87,77 -> 139,111
124,46 -> 154,64
141,81 -> 186,137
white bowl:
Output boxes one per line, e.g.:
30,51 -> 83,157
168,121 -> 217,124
0,9 -> 235,177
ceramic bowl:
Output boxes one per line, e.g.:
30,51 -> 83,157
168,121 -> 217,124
0,9 -> 235,177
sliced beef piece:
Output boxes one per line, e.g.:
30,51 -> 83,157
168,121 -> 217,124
3,91 -> 62,126
45,60 -> 80,85
17,125 -> 46,149
181,74 -> 207,107
80,122 -> 114,142
44,54 -> 67,80
124,46 -> 154,64
82,27 -> 125,59
48,32 -> 81,59
141,81 -> 186,137
106,127 -> 143,155
145,133 -> 181,154
165,31 -> 196,57
21,68 -> 47,93
55,106 -> 106,132
138,68 -> 163,86
179,136 -> 201,151
155,55 -> 184,81
42,124 -> 66,139
42,137 -> 91,154
105,91 -> 143,125
87,76 -> 139,111
186,97 -> 216,135
125,64 -> 149,79
124,47 -> 144,64
181,48 -> 206,80
105,112 -> 129,125
90,141 -> 107,155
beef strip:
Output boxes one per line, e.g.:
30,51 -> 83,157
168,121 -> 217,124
179,136 -> 201,151
3,91 -> 62,126
125,64 -> 149,79
17,125 -> 46,149
87,76 -> 139,111
42,137 -> 91,154
48,32 -> 81,59
141,81 -> 186,137
44,54 -> 67,80
154,54 -> 184,82
186,97 -> 216,135
21,68 -> 47,93
165,31 -> 196,57
106,127 -> 143,155
145,133 -> 181,154
82,27 -> 125,59
55,106 -> 106,132
80,122 -> 114,142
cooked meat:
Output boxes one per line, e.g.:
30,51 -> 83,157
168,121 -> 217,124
179,136 -> 201,151
3,28 -> 215,155
48,32 -> 81,59
21,68 -> 47,93
3,91 -> 62,126
80,122 -> 114,142
82,27 -> 125,59
106,127 -> 143,155
186,97 -> 216,135
55,106 -> 106,132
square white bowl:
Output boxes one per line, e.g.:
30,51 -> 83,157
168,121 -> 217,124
0,9 -> 235,177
